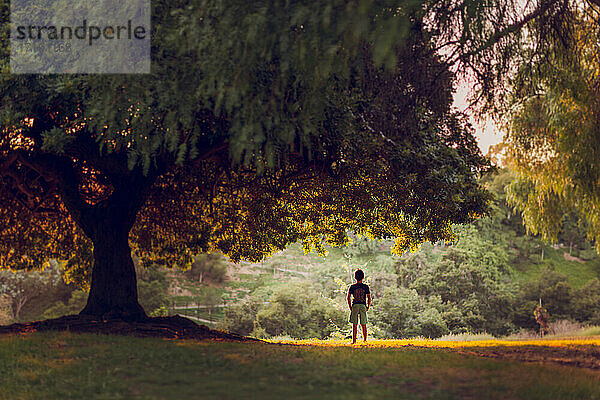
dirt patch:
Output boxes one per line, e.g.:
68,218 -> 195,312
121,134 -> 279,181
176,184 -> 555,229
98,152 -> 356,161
563,252 -> 585,263
458,345 -> 600,370
0,314 -> 257,341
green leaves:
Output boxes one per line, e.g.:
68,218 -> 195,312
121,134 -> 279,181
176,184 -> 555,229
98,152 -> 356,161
504,12 -> 600,251
1,0 -> 489,283
41,128 -> 74,155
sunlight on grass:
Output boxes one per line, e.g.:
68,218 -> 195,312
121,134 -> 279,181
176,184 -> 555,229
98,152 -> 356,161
269,337 -> 600,349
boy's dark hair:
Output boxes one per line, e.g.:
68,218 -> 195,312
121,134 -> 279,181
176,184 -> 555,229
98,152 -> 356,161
355,269 -> 364,281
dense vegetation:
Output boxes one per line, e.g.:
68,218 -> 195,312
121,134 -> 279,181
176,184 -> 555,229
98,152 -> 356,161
3,169 -> 599,339
219,169 -> 600,339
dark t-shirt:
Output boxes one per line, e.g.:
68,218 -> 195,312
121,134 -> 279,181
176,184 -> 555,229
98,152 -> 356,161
349,283 -> 370,305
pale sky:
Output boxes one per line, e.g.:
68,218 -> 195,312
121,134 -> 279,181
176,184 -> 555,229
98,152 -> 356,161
453,82 -> 503,155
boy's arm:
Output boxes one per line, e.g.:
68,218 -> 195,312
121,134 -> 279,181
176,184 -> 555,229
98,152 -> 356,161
347,290 -> 352,310
366,293 -> 372,311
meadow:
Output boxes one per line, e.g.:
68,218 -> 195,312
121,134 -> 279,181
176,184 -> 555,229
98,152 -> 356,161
2,332 -> 600,400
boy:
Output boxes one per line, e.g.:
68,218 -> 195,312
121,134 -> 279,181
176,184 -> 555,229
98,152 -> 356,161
347,269 -> 371,344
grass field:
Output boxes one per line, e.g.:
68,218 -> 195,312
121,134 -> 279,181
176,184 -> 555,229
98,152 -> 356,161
514,246 -> 600,288
2,333 -> 600,400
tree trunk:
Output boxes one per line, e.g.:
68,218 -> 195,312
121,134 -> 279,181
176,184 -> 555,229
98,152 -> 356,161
80,216 -> 146,321
13,296 -> 26,321
54,162 -> 156,322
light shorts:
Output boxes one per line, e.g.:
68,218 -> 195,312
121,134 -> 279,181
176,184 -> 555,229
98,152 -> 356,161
349,303 -> 368,325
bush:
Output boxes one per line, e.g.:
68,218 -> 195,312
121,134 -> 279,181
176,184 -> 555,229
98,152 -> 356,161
150,306 -> 169,317
0,294 -> 12,325
417,308 -> 448,338
579,249 -> 597,261
570,248 -> 580,258
221,297 -> 263,336
135,264 -> 171,316
371,287 -> 419,338
253,283 -> 346,339
572,278 -> 600,324
42,290 -> 88,319
138,280 -> 170,315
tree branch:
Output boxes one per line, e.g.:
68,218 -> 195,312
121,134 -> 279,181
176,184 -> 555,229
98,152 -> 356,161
451,0 -> 556,65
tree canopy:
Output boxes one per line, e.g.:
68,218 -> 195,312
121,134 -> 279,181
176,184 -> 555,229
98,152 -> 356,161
0,0 -> 491,320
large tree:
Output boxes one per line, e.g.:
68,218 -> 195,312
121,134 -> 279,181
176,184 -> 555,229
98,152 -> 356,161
0,0 -> 490,321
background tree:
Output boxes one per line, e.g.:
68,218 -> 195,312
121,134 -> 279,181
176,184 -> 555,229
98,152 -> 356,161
0,261 -> 61,321
195,286 -> 222,320
503,8 -> 600,251
185,254 -> 228,284
221,296 -> 263,337
0,0 -> 490,321
371,286 -> 449,338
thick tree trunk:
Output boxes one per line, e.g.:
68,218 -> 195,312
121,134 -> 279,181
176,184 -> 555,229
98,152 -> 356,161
53,158 -> 156,322
80,217 -> 146,321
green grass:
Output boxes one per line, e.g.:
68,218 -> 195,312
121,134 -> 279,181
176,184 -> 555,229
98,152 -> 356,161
2,333 -> 600,400
177,308 -> 225,321
514,247 -> 600,288
572,326 -> 600,337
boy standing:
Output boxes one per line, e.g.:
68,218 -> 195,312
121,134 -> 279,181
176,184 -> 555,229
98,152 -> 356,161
347,269 -> 371,344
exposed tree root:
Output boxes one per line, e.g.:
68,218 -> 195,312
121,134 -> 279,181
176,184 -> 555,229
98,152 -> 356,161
0,314 -> 256,341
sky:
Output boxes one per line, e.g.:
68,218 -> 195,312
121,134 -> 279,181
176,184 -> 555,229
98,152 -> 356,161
453,82 -> 503,155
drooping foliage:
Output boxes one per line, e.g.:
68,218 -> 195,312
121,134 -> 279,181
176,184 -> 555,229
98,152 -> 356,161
503,8 -> 600,249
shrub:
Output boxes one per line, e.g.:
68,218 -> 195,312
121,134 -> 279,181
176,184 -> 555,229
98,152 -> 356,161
253,283 -> 346,339
42,290 -> 87,319
138,280 -> 170,315
221,297 -> 262,336
572,279 -> 600,324
417,308 -> 448,338
0,294 -> 12,325
150,306 -> 169,317
579,249 -> 597,261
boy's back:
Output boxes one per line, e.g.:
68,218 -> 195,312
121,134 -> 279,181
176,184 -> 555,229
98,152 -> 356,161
348,282 -> 370,305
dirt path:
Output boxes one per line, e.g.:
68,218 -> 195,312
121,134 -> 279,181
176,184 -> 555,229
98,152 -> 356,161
184,315 -> 218,325
456,344 -> 600,370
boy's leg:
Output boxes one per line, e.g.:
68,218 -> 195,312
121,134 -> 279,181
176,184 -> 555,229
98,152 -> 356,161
358,304 -> 368,342
352,324 -> 358,344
